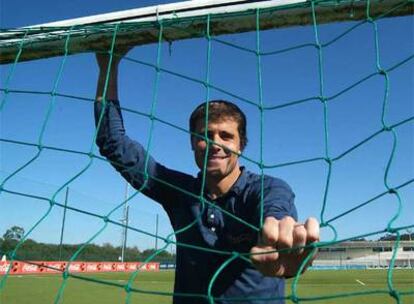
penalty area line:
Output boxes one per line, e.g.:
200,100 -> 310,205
355,279 -> 366,286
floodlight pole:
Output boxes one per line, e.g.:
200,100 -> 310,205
407,229 -> 412,268
155,214 -> 159,251
121,183 -> 129,263
59,187 -> 69,261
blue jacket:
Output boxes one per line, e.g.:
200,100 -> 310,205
95,100 -> 298,304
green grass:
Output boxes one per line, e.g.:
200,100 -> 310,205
1,269 -> 413,303
286,269 -> 414,304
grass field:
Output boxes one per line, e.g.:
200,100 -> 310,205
1,269 -> 413,303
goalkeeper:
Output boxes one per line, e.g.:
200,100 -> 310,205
94,49 -> 319,304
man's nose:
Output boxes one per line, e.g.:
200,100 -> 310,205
209,134 -> 223,150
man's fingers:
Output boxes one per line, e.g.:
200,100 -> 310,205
262,216 -> 319,249
96,46 -> 132,69
262,216 -> 309,249
114,46 -> 133,59
302,217 -> 320,263
253,216 -> 320,278
304,217 -> 320,244
250,245 -> 283,277
251,246 -> 279,263
277,216 -> 296,250
261,217 -> 279,245
293,224 -> 307,255
293,217 -> 320,254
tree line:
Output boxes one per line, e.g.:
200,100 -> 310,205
0,226 -> 175,262
2,226 -> 411,262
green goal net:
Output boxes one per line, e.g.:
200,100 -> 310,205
0,0 -> 413,303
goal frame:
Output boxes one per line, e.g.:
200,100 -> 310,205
0,0 -> 412,64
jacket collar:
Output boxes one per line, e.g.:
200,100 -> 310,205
196,166 -> 247,198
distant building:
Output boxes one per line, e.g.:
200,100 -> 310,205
313,241 -> 414,269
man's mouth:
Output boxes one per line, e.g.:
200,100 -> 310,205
208,155 -> 227,160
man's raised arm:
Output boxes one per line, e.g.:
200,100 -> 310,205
95,50 -> 129,102
93,49 -> 189,206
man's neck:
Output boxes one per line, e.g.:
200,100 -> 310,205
205,166 -> 242,200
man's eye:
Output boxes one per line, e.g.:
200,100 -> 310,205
220,132 -> 233,140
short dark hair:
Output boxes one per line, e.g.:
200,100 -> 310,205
189,100 -> 248,151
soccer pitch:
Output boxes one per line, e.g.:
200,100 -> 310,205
1,269 -> 413,303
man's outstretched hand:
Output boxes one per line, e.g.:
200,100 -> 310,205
96,47 -> 131,71
250,216 -> 319,278
95,47 -> 131,102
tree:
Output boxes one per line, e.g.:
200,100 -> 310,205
3,226 -> 25,241
1,226 -> 24,259
352,238 -> 367,242
378,233 -> 414,241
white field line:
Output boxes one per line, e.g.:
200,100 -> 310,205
355,279 -> 366,286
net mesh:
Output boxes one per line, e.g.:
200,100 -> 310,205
0,0 -> 413,303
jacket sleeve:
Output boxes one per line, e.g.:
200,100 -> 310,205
94,100 -> 191,206
259,176 -> 298,222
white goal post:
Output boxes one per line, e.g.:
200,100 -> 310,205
0,0 -> 412,64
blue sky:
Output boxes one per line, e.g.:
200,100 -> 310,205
0,0 -> 413,253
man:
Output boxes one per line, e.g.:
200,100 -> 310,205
95,50 -> 319,304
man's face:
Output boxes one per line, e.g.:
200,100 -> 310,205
191,117 -> 241,180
